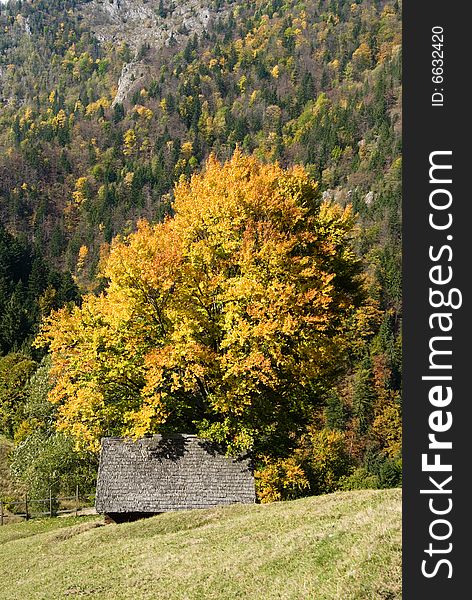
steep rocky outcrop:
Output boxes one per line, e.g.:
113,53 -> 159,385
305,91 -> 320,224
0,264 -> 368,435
82,0 -> 213,48
113,61 -> 149,107
81,0 -> 226,104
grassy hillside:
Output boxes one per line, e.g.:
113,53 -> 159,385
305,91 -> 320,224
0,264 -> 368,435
0,488 -> 401,600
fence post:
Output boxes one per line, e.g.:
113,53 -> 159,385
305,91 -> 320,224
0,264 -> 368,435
49,488 -> 53,518
75,484 -> 79,517
25,494 -> 29,521
1,500 -> 3,526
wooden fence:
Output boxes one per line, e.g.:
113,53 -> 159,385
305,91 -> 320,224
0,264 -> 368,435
0,485 -> 88,525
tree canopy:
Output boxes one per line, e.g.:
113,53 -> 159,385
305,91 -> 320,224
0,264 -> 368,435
0,0 -> 402,501
37,151 -> 376,454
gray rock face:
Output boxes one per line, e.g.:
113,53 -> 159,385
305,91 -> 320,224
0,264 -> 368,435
82,0 -> 218,51
82,1 -> 225,105
95,434 -> 256,514
113,61 -> 149,107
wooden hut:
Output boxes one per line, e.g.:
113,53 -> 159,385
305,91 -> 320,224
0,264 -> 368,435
95,434 -> 255,522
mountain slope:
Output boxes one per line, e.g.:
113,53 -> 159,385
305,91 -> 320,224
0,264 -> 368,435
0,0 -> 402,498
0,488 -> 401,600
0,0 -> 401,280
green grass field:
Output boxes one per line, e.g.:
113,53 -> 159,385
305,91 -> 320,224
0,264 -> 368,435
0,488 -> 401,600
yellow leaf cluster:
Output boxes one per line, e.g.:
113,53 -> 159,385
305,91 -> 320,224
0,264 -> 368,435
72,177 -> 89,205
77,245 -> 89,271
123,129 -> 137,156
85,97 -> 110,117
255,456 -> 310,503
134,104 -> 154,120
37,151 -> 368,451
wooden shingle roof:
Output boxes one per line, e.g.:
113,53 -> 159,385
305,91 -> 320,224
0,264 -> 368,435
95,434 -> 255,514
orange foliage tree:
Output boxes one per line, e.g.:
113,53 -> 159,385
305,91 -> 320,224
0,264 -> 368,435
37,151 -> 374,454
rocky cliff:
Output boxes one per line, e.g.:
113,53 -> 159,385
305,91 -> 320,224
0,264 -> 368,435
80,0 -> 228,104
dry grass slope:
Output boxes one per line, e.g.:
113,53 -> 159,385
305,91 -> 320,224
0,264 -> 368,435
0,488 -> 401,600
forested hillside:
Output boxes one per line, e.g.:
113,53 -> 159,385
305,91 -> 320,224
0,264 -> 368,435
0,0 -> 402,502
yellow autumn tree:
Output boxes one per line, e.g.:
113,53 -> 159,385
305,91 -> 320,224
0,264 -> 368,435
37,151 -> 373,453
123,128 -> 137,156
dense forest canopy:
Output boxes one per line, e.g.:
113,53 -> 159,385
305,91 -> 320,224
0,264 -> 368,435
37,152 -> 374,455
0,0 -> 401,502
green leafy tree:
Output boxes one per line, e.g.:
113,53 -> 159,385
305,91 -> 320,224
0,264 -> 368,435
0,353 -> 37,438
10,357 -> 97,500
